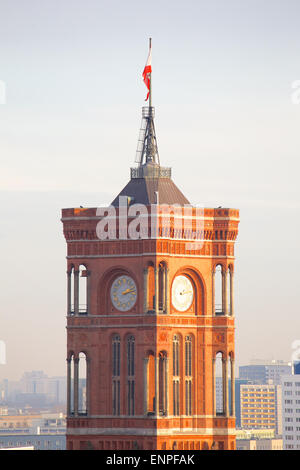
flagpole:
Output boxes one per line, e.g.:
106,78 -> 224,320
149,37 -> 152,109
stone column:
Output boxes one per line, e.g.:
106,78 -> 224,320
160,358 -> 166,414
230,270 -> 234,317
86,357 -> 90,415
74,271 -> 79,316
212,269 -> 215,316
154,268 -> 159,314
67,358 -> 72,415
143,268 -> 148,313
164,357 -> 169,416
162,268 -> 166,312
74,357 -> 79,416
86,271 -> 91,315
67,271 -> 72,315
165,268 -> 170,315
155,356 -> 160,416
222,268 -> 228,315
231,357 -> 235,416
212,357 -> 216,415
222,357 -> 229,417
143,358 -> 149,415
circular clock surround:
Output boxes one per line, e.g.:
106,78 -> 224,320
110,275 -> 137,311
171,275 -> 194,312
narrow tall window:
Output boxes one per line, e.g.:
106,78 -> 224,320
173,335 -> 179,377
185,336 -> 192,416
173,381 -> 180,416
79,264 -> 87,314
127,336 -> 135,415
69,354 -> 75,415
70,267 -> 75,315
185,380 -> 192,416
215,265 -> 223,315
185,336 -> 192,377
112,335 -> 121,415
128,380 -> 135,416
159,351 -> 168,415
215,352 -> 224,415
147,353 -> 155,413
127,335 -> 135,377
158,262 -> 167,312
173,335 -> 180,416
113,380 -> 120,416
78,352 -> 87,414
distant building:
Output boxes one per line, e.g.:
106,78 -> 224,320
0,434 -> 65,450
0,372 -> 67,408
240,383 -> 282,434
236,439 -> 257,450
236,428 -> 276,440
19,371 -> 67,404
0,412 -> 66,450
215,377 -> 254,428
293,361 -> 300,375
235,379 -> 252,428
281,374 -> 300,450
239,360 -> 292,385
236,437 -> 282,451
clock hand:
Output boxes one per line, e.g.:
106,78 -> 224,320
180,290 -> 192,295
122,288 -> 136,295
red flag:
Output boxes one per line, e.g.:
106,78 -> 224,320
142,41 -> 152,101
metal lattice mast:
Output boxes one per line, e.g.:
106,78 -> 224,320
135,39 -> 160,167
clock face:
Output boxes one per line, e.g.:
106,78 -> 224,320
110,275 -> 137,311
172,275 -> 194,312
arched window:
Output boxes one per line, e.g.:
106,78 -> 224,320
144,261 -> 169,314
78,352 -> 87,414
214,352 -> 230,417
185,336 -> 192,377
67,352 -> 88,416
147,264 -> 155,312
159,351 -> 168,415
127,335 -> 135,377
127,336 -> 135,416
68,265 -> 89,316
112,335 -> 121,377
214,265 -> 223,315
112,335 -> 121,415
173,335 -> 180,416
79,264 -> 88,314
185,336 -> 192,416
145,352 -> 155,414
68,267 -> 75,315
173,335 -> 179,377
68,354 -> 75,415
215,352 -> 223,415
158,262 -> 168,313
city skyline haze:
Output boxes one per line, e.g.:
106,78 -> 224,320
0,0 -> 300,380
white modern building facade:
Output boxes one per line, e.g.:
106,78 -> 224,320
282,374 -> 300,450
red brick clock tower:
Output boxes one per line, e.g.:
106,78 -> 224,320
61,49 -> 239,451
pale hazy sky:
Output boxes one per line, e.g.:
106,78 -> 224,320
1,0 -> 300,381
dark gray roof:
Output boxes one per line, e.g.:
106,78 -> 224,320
111,176 -> 190,207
